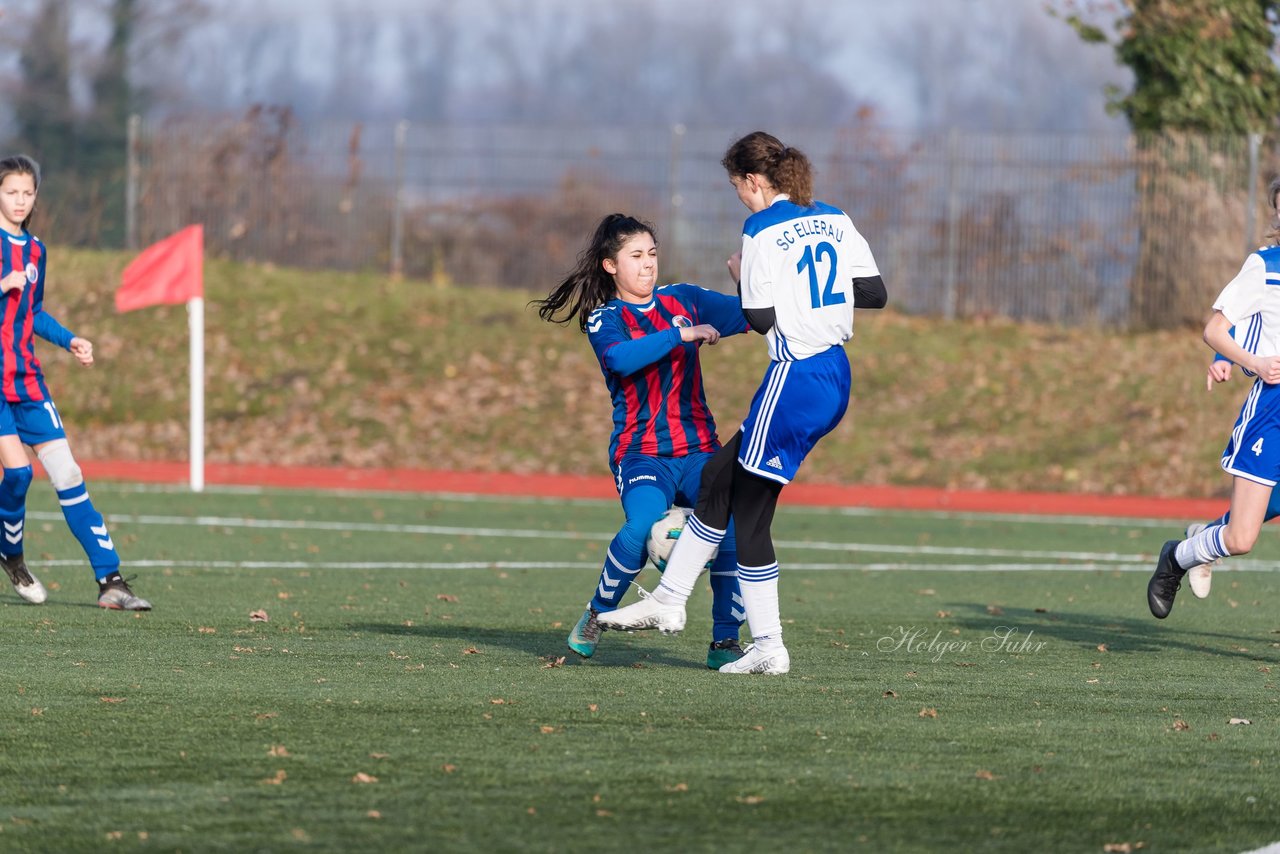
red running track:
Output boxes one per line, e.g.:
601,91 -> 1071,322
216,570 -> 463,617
67,459 -> 1226,521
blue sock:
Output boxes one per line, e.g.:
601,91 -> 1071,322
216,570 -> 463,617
0,465 -> 32,558
590,486 -> 668,613
708,546 -> 743,643
57,482 -> 120,580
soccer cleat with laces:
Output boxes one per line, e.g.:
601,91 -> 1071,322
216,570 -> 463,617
595,586 -> 685,634
1,553 -> 46,604
706,638 -> 745,670
98,580 -> 151,611
1183,522 -> 1217,599
1147,539 -> 1185,619
718,642 -> 790,675
567,606 -> 603,658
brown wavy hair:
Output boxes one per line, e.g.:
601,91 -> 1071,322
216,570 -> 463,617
531,213 -> 656,332
721,131 -> 813,207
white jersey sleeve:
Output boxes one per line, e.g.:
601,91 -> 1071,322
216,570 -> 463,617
1213,253 -> 1267,325
738,197 -> 879,361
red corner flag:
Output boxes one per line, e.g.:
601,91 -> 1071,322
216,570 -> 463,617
117,225 -> 204,312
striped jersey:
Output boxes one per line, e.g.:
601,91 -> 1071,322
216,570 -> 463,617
586,283 -> 747,466
738,195 -> 879,361
0,230 -> 75,403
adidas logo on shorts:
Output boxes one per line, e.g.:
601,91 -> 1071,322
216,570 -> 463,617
765,456 -> 784,470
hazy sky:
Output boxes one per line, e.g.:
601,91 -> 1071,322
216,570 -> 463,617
3,0 -> 1131,133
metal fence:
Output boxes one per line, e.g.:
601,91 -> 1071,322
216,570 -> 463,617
121,114 -> 1278,329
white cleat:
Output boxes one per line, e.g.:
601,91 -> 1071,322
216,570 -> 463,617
2,554 -> 47,604
1184,522 -> 1218,599
718,643 -> 790,675
595,587 -> 685,634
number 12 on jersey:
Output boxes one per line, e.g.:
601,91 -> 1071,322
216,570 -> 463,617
797,241 -> 846,309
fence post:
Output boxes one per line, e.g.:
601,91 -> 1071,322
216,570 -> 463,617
943,129 -> 960,321
1245,132 -> 1261,255
391,119 -> 408,279
125,113 -> 140,251
666,123 -> 686,280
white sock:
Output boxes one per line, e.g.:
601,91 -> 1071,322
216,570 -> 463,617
1175,525 -> 1229,569
738,562 -> 782,649
654,515 -> 725,605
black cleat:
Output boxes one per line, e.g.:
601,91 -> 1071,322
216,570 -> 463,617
1148,539 -> 1186,619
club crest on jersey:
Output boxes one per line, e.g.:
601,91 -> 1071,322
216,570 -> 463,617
672,315 -> 692,328
24,263 -> 37,284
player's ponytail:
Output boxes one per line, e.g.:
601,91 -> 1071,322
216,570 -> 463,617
0,154 -> 40,231
1267,174 -> 1280,245
532,213 -> 657,332
721,132 -> 814,207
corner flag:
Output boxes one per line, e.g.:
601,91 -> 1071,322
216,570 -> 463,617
117,225 -> 206,492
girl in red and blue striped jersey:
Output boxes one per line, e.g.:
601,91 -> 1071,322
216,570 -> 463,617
0,155 -> 149,610
534,214 -> 748,669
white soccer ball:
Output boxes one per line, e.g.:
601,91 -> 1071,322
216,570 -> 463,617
646,506 -> 694,571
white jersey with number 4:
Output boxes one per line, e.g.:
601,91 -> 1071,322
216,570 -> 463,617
738,194 -> 880,361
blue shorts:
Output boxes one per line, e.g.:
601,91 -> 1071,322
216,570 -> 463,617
1221,380 -> 1280,487
612,453 -> 710,508
0,398 -> 67,445
738,346 -> 850,484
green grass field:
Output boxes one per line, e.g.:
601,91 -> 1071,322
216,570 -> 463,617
2,482 -> 1278,853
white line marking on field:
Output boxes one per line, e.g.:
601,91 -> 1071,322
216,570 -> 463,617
24,510 -> 1275,568
1240,843 -> 1280,854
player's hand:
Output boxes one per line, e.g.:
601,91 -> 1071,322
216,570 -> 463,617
680,324 -> 721,345
1206,360 -> 1232,390
0,270 -> 25,295
726,252 -> 742,285
1250,355 -> 1280,385
69,337 -> 94,367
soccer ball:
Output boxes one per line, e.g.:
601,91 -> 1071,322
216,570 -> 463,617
646,506 -> 697,571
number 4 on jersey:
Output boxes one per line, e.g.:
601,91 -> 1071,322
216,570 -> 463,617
797,241 -> 846,309
1253,437 -> 1265,456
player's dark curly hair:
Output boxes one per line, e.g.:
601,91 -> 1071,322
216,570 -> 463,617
532,213 -> 656,332
1267,174 -> 1280,244
0,154 -> 40,231
721,131 -> 813,207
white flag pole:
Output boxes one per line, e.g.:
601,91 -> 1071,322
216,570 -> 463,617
188,296 -> 205,492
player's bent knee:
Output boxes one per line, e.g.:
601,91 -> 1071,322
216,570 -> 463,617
1221,526 -> 1257,556
3,464 -> 33,498
36,440 -> 83,492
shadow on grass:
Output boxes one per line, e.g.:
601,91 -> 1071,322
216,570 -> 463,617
944,601 -> 1271,661
349,621 -> 707,670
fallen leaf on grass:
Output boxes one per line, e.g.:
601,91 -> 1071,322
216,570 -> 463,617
1103,843 -> 1144,853
986,605 -> 1004,616
735,795 -> 765,805
1096,644 -> 1108,653
595,809 -> 613,817
1229,718 -> 1252,726
249,610 -> 269,622
490,698 -> 507,705
351,772 -> 378,784
539,725 -> 559,734
441,764 -> 458,773
463,647 -> 483,655
936,610 -> 952,619
882,690 -> 898,699
261,769 -> 287,785
665,782 -> 688,792
366,811 -> 382,820
1173,719 -> 1191,731
588,704 -> 599,713
542,656 -> 566,669
919,707 -> 938,718
974,769 -> 998,780
268,745 -> 290,757
197,626 -> 216,634
99,697 -> 126,704
436,594 -> 459,603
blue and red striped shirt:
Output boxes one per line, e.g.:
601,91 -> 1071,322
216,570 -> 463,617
0,230 -> 75,403
586,283 -> 747,466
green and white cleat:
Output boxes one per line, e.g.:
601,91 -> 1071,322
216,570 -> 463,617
1,553 -> 46,604
706,638 -> 745,670
567,606 -> 603,658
